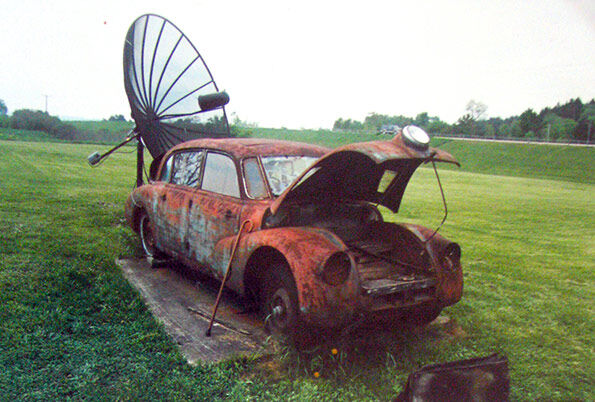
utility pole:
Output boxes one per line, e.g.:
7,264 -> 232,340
43,94 -> 49,113
588,121 -> 592,145
547,123 -> 551,143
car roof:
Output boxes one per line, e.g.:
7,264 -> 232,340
167,137 -> 330,159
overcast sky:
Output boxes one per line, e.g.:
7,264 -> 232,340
1,0 -> 594,128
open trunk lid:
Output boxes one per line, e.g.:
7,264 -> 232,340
270,133 -> 459,214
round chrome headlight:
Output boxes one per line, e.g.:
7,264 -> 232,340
321,252 -> 351,286
402,125 -> 430,150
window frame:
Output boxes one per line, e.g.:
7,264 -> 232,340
200,150 -> 242,199
165,149 -> 206,188
241,156 -> 271,200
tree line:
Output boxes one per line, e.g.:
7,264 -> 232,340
333,98 -> 595,143
0,108 -> 80,140
0,100 -> 238,142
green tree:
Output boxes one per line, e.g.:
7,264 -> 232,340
414,112 -> 429,127
333,118 -> 344,130
426,119 -> 450,134
455,100 -> 488,137
553,98 -> 583,121
485,123 -> 496,139
510,119 -> 522,138
496,122 -> 511,138
364,113 -> 388,130
0,99 -> 7,115
10,109 -> 60,132
9,109 -> 81,140
573,102 -> 595,142
543,113 -> 577,141
519,109 -> 542,136
454,114 -> 475,136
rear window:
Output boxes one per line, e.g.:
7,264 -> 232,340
261,156 -> 318,196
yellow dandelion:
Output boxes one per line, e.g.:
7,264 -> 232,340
313,371 -> 320,378
331,348 -> 338,355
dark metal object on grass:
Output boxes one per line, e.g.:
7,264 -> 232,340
395,354 -> 510,402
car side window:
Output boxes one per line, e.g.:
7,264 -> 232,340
171,151 -> 204,187
202,152 -> 240,197
242,158 -> 268,199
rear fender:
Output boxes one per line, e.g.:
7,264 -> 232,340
400,224 -> 463,306
214,226 -> 360,326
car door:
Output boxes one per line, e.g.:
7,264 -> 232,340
153,149 -> 204,257
187,151 -> 243,278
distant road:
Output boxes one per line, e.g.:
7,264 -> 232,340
436,136 -> 594,148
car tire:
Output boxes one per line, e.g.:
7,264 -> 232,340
404,304 -> 442,327
262,264 -> 300,337
139,213 -> 163,259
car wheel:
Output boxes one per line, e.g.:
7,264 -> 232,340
262,264 -> 300,336
404,304 -> 442,327
139,213 -> 162,259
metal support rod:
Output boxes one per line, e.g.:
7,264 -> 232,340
205,220 -> 254,337
424,161 -> 448,244
136,138 -> 144,187
87,129 -> 139,167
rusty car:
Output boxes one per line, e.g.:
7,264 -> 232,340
124,125 -> 463,336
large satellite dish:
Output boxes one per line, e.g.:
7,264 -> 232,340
124,14 -> 230,159
89,14 -> 230,185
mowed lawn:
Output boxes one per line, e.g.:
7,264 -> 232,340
0,139 -> 593,400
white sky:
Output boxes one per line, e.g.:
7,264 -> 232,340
1,0 -> 594,128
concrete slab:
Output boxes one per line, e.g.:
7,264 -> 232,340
115,257 -> 271,364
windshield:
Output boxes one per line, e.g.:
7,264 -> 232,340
261,156 -> 319,196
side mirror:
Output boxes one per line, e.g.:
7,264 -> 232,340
198,91 -> 230,112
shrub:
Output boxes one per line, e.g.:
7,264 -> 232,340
9,109 -> 80,141
53,123 -> 78,141
10,109 -> 60,132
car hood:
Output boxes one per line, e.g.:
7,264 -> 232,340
270,134 -> 459,214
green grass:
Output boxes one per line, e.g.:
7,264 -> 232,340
0,127 -> 59,143
0,120 -> 135,145
70,120 -> 134,132
434,139 -> 595,184
246,127 -> 595,185
0,138 -> 593,400
246,127 -> 381,148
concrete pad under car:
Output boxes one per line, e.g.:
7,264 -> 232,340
115,257 -> 271,364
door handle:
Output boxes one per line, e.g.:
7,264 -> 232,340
224,210 -> 236,219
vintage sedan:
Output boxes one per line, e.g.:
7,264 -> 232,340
124,126 -> 463,335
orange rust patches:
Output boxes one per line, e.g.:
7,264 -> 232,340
123,136 -> 464,331
406,224 -> 464,306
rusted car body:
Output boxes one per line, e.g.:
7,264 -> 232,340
125,130 -> 463,333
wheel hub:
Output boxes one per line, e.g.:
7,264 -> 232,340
269,290 -> 290,329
